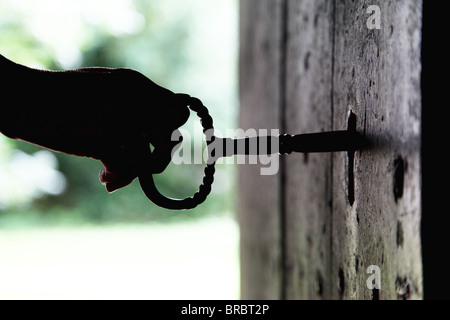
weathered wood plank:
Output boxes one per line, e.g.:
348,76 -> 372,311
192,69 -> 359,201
238,0 -> 284,299
331,0 -> 423,299
284,0 -> 335,300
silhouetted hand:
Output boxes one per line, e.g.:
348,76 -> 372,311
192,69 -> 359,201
0,54 -> 190,192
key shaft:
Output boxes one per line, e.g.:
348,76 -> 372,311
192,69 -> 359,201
211,130 -> 365,160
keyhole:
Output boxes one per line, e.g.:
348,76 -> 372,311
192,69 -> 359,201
347,111 -> 357,206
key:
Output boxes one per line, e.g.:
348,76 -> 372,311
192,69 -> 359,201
138,96 -> 366,210
213,130 -> 363,159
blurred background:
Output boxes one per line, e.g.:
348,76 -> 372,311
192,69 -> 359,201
0,0 -> 239,299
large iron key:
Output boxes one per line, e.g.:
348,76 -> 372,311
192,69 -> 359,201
138,96 -> 366,210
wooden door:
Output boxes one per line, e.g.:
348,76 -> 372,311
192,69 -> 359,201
239,0 -> 422,300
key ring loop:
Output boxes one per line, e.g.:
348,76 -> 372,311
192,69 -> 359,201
138,97 -> 216,210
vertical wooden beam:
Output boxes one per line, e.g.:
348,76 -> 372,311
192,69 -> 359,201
238,0 -> 284,299
284,0 -> 335,299
331,0 -> 423,299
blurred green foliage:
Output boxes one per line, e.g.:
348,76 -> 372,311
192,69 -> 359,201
0,0 -> 238,227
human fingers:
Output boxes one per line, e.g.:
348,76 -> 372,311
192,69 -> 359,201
147,129 -> 183,174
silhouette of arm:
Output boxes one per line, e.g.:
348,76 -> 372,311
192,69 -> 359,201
0,54 -> 190,192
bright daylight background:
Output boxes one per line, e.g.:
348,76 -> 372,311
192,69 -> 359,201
0,0 -> 239,299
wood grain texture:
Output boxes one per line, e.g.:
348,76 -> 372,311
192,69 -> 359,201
239,0 -> 422,299
284,0 -> 335,299
238,0 -> 284,299
331,0 -> 422,299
